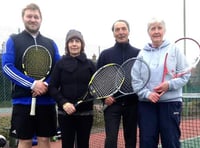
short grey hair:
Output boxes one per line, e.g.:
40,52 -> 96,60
147,17 -> 166,32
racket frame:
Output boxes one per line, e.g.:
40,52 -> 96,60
162,37 -> 200,80
160,37 -> 200,96
75,63 -> 125,106
118,57 -> 151,95
175,37 -> 200,71
103,57 -> 151,110
22,45 -> 52,116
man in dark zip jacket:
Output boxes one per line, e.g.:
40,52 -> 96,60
97,19 -> 140,148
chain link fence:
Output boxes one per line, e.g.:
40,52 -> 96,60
0,54 -> 12,107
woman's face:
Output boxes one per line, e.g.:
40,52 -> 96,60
148,22 -> 165,48
67,38 -> 82,57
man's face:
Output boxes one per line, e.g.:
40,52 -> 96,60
113,22 -> 129,43
22,9 -> 42,34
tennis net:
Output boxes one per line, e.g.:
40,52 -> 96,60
90,93 -> 200,148
180,93 -> 200,147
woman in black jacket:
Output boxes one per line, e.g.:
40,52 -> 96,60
49,29 -> 96,148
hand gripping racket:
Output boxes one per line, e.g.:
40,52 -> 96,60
74,63 -> 125,107
158,37 -> 200,96
103,57 -> 150,110
22,45 -> 52,116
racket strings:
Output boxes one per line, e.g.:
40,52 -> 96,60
89,65 -> 124,98
131,59 -> 151,93
118,58 -> 150,94
119,59 -> 136,94
23,46 -> 52,80
175,38 -> 200,75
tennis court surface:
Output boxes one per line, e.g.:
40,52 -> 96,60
32,93 -> 200,148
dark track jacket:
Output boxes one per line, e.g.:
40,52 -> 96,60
97,41 -> 140,105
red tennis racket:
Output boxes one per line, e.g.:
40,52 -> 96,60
162,37 -> 200,82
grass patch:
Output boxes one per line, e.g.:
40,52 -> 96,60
0,100 -> 12,108
0,115 -> 11,139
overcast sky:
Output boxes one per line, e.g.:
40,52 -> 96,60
0,0 -> 199,58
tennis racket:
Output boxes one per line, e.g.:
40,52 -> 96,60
74,63 -> 125,107
22,45 -> 52,116
103,57 -> 151,110
117,57 -> 150,97
162,37 -> 200,83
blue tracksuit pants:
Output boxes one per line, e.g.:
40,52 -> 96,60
137,101 -> 182,148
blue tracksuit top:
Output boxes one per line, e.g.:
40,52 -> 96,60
2,30 -> 60,105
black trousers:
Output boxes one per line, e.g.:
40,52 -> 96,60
58,114 -> 93,148
104,103 -> 138,148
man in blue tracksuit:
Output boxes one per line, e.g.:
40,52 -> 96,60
97,19 -> 140,148
2,3 -> 60,148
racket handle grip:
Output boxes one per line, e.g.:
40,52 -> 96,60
30,97 -> 36,116
103,104 -> 108,111
74,100 -> 83,107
